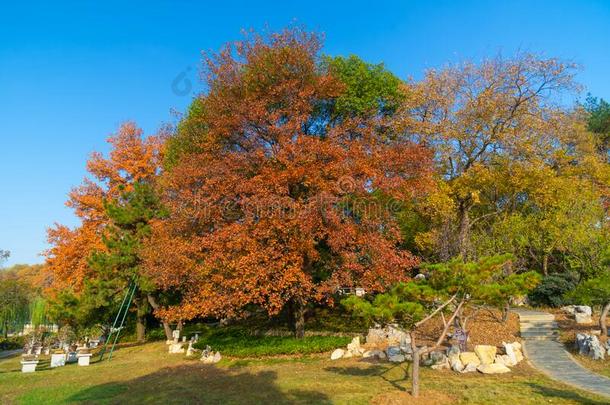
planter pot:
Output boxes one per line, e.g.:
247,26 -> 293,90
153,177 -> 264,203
50,353 -> 66,368
21,360 -> 39,373
77,353 -> 93,366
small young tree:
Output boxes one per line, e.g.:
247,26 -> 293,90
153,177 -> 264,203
344,255 -> 539,397
89,182 -> 169,342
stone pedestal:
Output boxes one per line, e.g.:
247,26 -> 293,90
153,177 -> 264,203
50,353 -> 66,368
21,360 -> 39,373
66,352 -> 78,363
77,353 -> 92,366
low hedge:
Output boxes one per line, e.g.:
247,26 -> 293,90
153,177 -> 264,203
0,336 -> 24,351
192,326 -> 350,357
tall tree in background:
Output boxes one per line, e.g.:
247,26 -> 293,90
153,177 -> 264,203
585,95 -> 610,157
144,28 -> 433,338
397,55 -> 607,266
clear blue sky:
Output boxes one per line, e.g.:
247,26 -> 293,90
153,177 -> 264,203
1,0 -> 609,266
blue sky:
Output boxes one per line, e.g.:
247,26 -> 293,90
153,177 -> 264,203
1,0 -> 609,266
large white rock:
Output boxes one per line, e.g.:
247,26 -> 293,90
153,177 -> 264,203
474,345 -> 497,365
459,352 -> 481,366
168,342 -> 185,354
461,362 -> 478,373
575,313 -> 593,324
363,349 -> 386,360
502,342 -> 519,366
201,351 -> 222,364
450,355 -> 464,372
478,363 -> 511,374
346,337 -> 362,356
575,305 -> 592,316
331,349 -> 345,360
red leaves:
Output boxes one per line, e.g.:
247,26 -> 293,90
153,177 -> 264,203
143,29 -> 434,322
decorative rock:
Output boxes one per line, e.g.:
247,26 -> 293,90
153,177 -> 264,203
186,341 -> 196,357
474,345 -> 497,365
430,351 -> 447,365
477,363 -> 511,374
461,362 -> 478,373
575,313 -> 593,324
494,354 -> 514,367
459,352 -> 481,366
388,354 -> 406,363
346,337 -> 362,357
201,351 -> 221,364
331,349 -> 345,360
386,346 -> 401,357
363,349 -> 386,360
366,325 -> 410,346
342,350 -> 353,359
168,342 -> 185,354
561,305 -> 577,315
575,334 -> 605,360
431,359 -> 450,370
502,342 -> 523,365
449,355 -> 464,372
575,305 -> 592,316
446,344 -> 460,357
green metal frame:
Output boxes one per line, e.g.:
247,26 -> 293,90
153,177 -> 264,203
99,281 -> 137,361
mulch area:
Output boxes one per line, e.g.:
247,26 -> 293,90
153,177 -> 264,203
414,307 -> 521,350
547,308 -> 607,345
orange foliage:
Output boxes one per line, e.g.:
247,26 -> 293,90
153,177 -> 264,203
143,29 -> 434,322
44,122 -> 162,292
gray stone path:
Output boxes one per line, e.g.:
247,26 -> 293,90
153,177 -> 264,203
0,349 -> 22,359
513,308 -> 610,398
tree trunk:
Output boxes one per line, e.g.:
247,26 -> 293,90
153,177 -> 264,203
600,302 -> 610,337
292,297 -> 306,339
147,294 -> 172,341
457,201 -> 471,259
135,295 -> 148,343
542,254 -> 549,276
502,303 -> 510,323
409,332 -> 420,397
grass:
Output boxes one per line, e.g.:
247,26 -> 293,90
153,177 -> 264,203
572,353 -> 610,378
1,341 -> 609,404
191,325 -> 352,357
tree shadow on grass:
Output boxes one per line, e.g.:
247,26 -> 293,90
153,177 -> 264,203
325,361 -> 411,393
525,383 -> 609,405
68,364 -> 331,404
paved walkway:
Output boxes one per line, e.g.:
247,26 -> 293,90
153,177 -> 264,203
513,308 -> 610,398
0,349 -> 22,359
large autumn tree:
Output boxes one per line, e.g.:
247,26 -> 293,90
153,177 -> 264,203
144,28 -> 433,337
396,54 -> 608,269
45,122 -> 168,341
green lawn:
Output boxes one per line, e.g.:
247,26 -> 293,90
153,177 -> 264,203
1,342 -> 608,404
